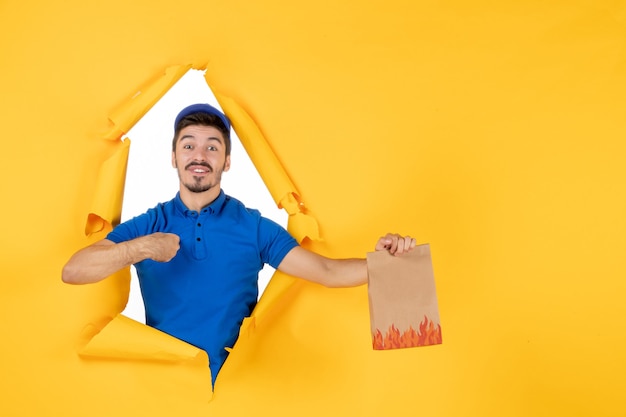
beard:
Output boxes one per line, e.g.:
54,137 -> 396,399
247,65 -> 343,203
183,178 -> 218,193
178,161 -> 226,194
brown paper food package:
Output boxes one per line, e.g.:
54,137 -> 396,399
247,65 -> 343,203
366,244 -> 442,350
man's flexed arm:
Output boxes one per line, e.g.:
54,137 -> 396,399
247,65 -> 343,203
62,233 -> 180,285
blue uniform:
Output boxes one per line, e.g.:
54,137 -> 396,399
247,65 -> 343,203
107,191 -> 298,383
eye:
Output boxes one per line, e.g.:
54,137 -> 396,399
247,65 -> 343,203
208,146 -> 217,151
183,144 -> 192,150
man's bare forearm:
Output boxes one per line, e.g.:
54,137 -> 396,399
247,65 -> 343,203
62,233 -> 180,285
277,234 -> 417,288
277,247 -> 369,288
62,240 -> 141,284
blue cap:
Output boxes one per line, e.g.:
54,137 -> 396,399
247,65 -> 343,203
174,103 -> 231,131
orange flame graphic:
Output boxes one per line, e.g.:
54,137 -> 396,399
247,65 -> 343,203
373,315 -> 442,350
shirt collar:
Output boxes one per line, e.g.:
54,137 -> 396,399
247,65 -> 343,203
174,190 -> 227,217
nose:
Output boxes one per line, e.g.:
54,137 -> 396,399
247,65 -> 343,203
191,147 -> 208,161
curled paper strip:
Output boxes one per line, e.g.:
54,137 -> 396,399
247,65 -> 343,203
78,314 -> 213,398
85,138 -> 130,236
78,314 -> 209,365
212,89 -> 320,243
102,65 -> 192,141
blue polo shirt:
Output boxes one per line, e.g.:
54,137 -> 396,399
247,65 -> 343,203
107,190 -> 298,383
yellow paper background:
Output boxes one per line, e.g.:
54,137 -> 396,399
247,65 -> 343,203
1,1 -> 625,416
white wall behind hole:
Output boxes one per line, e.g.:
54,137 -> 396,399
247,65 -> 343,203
120,69 -> 288,323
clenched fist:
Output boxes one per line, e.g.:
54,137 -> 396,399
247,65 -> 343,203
375,233 -> 416,255
140,232 -> 181,262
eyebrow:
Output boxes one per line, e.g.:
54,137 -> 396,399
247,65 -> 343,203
179,135 -> 224,144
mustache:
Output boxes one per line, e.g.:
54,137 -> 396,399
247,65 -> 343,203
185,161 -> 212,171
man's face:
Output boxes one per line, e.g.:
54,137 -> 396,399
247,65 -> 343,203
171,124 -> 231,194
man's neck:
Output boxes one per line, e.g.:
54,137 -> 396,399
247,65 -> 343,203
179,186 -> 221,212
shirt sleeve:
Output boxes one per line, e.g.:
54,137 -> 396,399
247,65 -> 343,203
257,216 -> 299,268
106,211 -> 153,244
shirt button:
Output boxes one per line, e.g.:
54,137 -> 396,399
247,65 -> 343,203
197,223 -> 201,227
197,237 -> 201,241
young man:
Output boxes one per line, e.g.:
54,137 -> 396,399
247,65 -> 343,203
63,103 -> 416,384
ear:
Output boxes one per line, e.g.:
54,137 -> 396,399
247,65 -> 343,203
171,151 -> 177,168
224,155 -> 231,172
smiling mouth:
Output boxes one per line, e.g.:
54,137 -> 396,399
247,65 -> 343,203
186,163 -> 212,175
